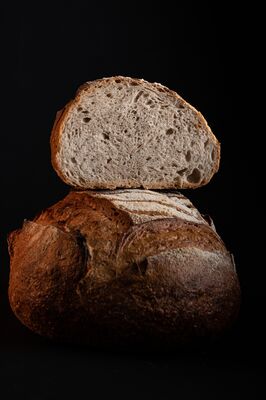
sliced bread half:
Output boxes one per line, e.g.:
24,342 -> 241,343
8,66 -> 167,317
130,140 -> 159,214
51,76 -> 220,189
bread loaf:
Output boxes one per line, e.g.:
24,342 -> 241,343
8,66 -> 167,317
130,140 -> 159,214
8,190 -> 240,347
51,76 -> 220,190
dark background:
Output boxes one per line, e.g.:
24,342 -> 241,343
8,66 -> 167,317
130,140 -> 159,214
0,2 -> 263,399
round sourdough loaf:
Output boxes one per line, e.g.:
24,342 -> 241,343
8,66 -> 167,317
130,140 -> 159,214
8,190 -> 240,347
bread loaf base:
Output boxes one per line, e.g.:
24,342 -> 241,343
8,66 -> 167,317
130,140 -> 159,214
8,190 -> 240,347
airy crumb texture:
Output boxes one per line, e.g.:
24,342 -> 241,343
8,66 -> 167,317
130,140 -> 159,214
51,76 -> 220,189
8,190 -> 240,347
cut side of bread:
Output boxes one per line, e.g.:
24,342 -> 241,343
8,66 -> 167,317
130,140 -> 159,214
51,76 -> 220,189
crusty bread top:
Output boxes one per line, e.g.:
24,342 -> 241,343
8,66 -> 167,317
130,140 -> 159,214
51,76 -> 220,190
33,189 -> 226,278
86,188 -> 208,225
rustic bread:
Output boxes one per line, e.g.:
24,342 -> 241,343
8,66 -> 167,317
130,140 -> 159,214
51,76 -> 220,189
8,190 -> 240,347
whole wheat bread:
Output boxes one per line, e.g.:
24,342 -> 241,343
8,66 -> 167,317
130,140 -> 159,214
51,76 -> 220,189
8,190 -> 240,347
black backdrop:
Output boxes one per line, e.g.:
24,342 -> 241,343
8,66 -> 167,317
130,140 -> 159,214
0,2 -> 263,399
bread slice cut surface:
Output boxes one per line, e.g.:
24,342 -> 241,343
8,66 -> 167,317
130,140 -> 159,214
51,76 -> 220,189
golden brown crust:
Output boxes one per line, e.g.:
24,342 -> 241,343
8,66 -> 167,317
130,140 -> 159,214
50,76 -> 220,190
50,101 -> 74,185
8,191 -> 240,347
8,221 -> 88,339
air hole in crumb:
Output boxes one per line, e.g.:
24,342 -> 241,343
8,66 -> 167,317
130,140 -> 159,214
158,87 -> 165,92
130,81 -> 139,86
79,177 -> 86,184
172,163 -> 178,167
115,79 -> 121,83
134,90 -> 143,102
77,107 -> 83,112
107,158 -> 112,163
146,156 -> 151,161
204,139 -> 209,148
136,116 -> 140,121
147,100 -> 153,105
185,150 -> 191,162
187,168 -> 201,183
143,93 -> 148,97
150,104 -> 156,108
174,114 -> 177,119
82,110 -> 89,114
102,132 -> 110,140
178,168 -> 188,175
211,148 -> 215,161
124,129 -> 128,133
191,140 -> 196,146
179,103 -> 185,109
71,157 -> 77,164
83,117 -> 91,123
106,93 -> 112,98
166,128 -> 174,135
160,166 -> 164,170
118,86 -> 122,90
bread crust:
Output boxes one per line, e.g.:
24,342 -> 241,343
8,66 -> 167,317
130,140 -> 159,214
8,190 -> 240,347
50,76 -> 220,190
